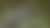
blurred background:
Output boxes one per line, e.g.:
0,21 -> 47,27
0,0 -> 48,28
